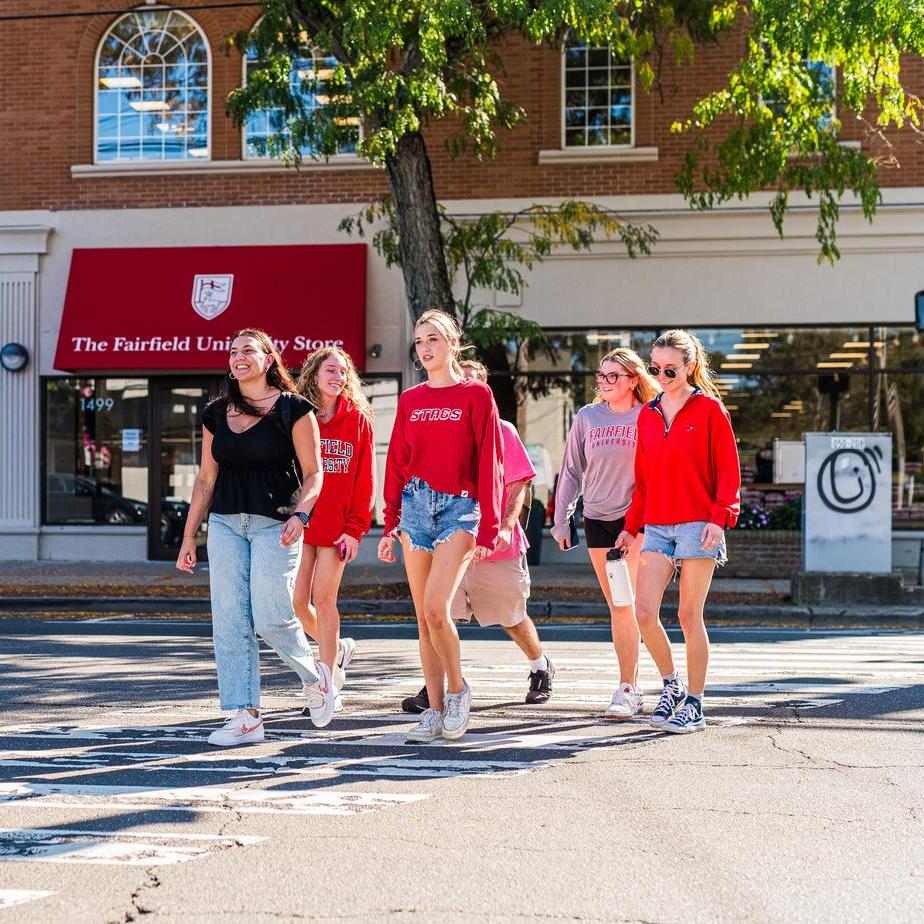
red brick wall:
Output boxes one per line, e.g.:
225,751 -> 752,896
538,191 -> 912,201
2,1 -> 922,211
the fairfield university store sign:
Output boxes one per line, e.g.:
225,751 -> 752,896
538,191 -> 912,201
54,244 -> 366,372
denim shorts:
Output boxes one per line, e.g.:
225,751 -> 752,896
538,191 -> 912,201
399,477 -> 480,552
641,521 -> 727,566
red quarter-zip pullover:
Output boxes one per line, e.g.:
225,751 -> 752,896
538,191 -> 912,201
383,379 -> 503,549
623,390 -> 741,535
304,396 -> 375,546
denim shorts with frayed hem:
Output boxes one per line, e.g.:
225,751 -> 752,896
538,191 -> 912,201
398,477 -> 480,553
641,521 -> 728,566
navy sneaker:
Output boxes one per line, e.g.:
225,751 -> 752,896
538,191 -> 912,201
663,698 -> 706,734
650,678 -> 686,726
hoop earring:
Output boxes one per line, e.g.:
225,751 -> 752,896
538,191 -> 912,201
413,360 -> 424,373
227,371 -> 235,380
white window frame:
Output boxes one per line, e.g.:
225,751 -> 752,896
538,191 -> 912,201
93,8 -> 212,165
240,28 -> 361,163
560,39 -> 635,151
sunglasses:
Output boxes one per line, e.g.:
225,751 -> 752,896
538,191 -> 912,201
595,371 -> 633,385
647,364 -> 683,379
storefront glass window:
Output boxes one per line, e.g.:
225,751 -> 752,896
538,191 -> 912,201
45,379 -> 150,525
563,38 -> 633,148
518,326 -> 924,529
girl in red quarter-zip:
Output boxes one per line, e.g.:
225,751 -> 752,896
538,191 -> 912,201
617,329 -> 740,734
293,347 -> 374,728
379,309 -> 503,743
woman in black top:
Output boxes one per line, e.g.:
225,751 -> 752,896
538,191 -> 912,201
177,328 -> 333,745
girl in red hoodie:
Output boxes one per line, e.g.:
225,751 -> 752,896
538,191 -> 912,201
293,347 -> 374,727
617,329 -> 740,735
379,309 -> 503,743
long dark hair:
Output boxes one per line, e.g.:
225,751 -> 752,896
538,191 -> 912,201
223,328 -> 298,416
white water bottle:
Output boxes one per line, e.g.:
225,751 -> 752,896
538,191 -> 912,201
605,548 -> 634,606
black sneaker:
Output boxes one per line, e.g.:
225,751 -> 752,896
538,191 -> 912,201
525,657 -> 556,704
650,678 -> 686,726
663,697 -> 706,734
401,686 -> 430,714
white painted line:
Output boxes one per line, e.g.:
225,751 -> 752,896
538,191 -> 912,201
707,684 -> 897,695
0,890 -> 55,910
0,783 -> 428,817
0,828 -> 264,866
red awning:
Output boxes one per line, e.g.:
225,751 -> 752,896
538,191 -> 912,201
54,244 -> 366,372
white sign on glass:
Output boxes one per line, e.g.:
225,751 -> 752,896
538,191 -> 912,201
121,429 -> 142,453
803,433 -> 892,573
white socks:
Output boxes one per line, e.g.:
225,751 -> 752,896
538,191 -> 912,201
528,654 -> 549,673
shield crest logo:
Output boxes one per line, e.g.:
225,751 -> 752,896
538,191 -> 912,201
191,275 -> 234,320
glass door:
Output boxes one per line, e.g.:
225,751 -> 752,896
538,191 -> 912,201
149,378 -> 222,561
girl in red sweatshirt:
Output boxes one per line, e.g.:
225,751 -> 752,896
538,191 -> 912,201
293,346 -> 374,728
379,309 -> 503,743
617,329 -> 741,735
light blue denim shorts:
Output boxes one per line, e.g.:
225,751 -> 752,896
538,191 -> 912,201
399,477 -> 480,552
641,521 -> 727,566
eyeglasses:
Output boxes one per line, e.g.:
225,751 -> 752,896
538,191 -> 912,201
647,365 -> 683,379
595,371 -> 633,385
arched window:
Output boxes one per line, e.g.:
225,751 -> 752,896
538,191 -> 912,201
96,9 -> 210,162
243,42 -> 358,159
563,37 -> 633,148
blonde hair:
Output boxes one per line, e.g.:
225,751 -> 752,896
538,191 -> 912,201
652,329 -> 722,401
459,359 -> 488,383
296,346 -> 373,423
415,308 -> 472,377
596,347 -> 659,405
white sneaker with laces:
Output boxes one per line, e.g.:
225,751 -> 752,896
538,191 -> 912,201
441,680 -> 472,740
207,710 -> 265,747
334,637 -> 356,690
606,683 -> 643,719
406,708 -> 444,743
304,663 -> 337,728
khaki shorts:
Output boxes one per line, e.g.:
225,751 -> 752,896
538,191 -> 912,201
450,553 -> 531,628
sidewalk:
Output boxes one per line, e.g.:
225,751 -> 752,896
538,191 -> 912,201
1,560 -> 921,627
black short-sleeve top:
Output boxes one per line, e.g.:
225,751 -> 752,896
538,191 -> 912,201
202,392 -> 315,521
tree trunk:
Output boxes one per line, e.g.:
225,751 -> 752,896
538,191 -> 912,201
384,132 -> 455,322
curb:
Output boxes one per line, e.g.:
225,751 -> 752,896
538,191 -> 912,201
1,596 -> 922,628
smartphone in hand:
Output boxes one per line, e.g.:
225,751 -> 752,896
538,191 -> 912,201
336,540 -> 348,561
567,515 -> 580,550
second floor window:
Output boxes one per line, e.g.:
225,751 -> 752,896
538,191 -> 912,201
563,39 -> 633,148
96,10 -> 210,162
243,44 -> 358,159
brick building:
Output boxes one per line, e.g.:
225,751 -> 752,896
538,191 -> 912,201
1,1 -> 922,563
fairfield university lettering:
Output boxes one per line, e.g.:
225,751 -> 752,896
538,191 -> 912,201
409,408 -> 463,422
320,438 -> 354,474
588,424 -> 639,449
69,335 -> 345,353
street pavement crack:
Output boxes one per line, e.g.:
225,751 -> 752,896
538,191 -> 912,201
116,867 -> 161,922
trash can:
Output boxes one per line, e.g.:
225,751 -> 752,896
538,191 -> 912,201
525,497 -> 545,566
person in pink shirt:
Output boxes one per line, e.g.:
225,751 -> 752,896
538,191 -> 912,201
399,360 -> 555,711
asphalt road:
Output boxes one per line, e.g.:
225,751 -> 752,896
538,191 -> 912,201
0,617 -> 922,923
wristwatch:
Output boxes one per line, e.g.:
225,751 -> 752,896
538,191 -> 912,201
294,511 -> 311,527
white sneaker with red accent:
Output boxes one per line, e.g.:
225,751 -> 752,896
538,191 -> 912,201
605,683 -> 643,719
207,710 -> 265,747
334,637 -> 357,690
306,663 -> 337,728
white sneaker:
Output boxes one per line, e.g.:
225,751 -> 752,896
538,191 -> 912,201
334,637 -> 356,690
305,663 -> 337,728
442,680 -> 472,740
605,683 -> 643,719
334,693 -> 344,713
406,708 -> 443,743
302,684 -> 342,716
207,710 -> 265,747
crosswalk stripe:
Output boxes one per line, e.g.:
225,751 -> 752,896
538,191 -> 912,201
0,829 -> 264,866
0,890 -> 55,910
0,783 -> 427,817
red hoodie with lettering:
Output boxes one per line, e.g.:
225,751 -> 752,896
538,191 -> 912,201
304,396 -> 375,547
623,389 -> 741,536
383,379 -> 503,549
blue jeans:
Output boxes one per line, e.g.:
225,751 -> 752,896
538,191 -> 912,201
207,513 -> 319,710
398,477 -> 480,552
641,521 -> 728,566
